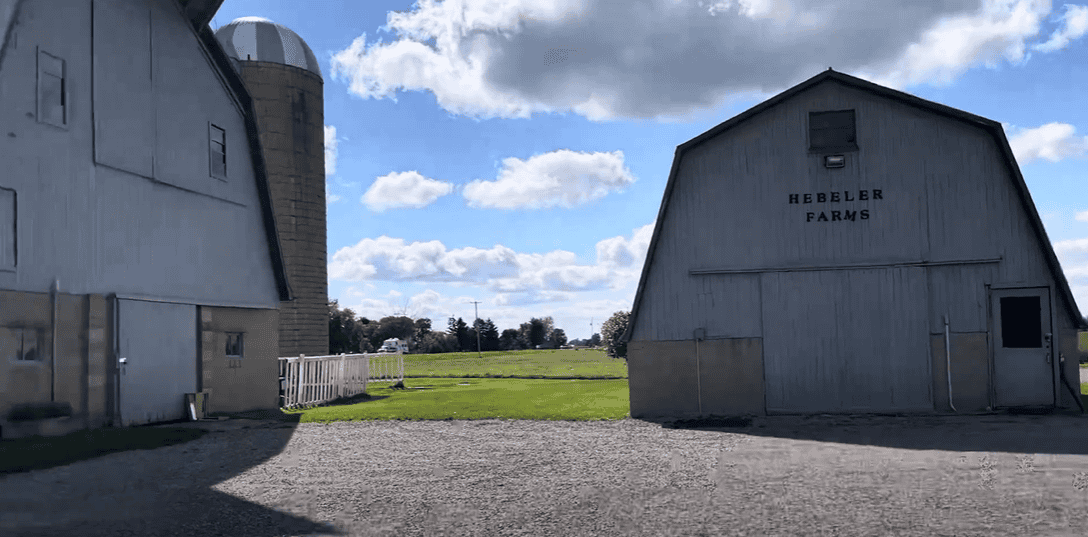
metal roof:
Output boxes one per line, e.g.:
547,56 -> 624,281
214,17 -> 322,79
622,68 -> 1087,343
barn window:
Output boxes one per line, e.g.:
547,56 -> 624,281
209,124 -> 227,179
4,327 -> 41,361
37,49 -> 67,128
1000,296 -> 1042,348
225,332 -> 244,358
809,110 -> 857,152
0,187 -> 14,270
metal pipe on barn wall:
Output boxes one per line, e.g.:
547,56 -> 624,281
51,278 -> 59,402
694,328 -> 705,415
945,313 -> 956,412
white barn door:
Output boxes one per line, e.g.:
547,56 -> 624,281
761,267 -> 932,413
991,288 -> 1053,408
117,299 -> 198,426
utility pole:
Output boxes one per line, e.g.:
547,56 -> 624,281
470,300 -> 483,359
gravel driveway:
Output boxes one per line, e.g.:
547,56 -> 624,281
4,413 -> 1088,536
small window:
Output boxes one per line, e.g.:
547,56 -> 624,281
210,124 -> 227,179
0,187 -> 14,270
37,49 -> 67,128
1000,296 -> 1042,348
3,327 -> 41,361
225,332 -> 244,358
809,110 -> 856,152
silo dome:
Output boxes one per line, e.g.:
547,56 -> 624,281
214,17 -> 322,79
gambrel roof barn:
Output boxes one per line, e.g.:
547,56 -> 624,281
623,69 -> 1087,419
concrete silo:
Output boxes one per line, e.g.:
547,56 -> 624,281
214,17 -> 329,357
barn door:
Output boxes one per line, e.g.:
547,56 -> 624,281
117,299 -> 198,426
761,267 -> 932,413
991,288 -> 1053,408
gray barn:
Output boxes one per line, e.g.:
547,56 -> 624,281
0,0 -> 296,438
623,69 -> 1087,418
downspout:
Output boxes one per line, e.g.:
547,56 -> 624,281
1059,353 -> 1084,413
945,313 -> 956,412
50,278 -> 59,402
694,328 -> 704,416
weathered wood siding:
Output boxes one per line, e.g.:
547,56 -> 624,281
0,0 -> 280,308
631,79 -> 1062,344
761,267 -> 932,412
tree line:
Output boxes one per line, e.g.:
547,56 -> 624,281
328,300 -> 626,355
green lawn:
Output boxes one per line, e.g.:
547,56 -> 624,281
401,348 -> 627,378
287,377 -> 630,422
0,426 -> 207,474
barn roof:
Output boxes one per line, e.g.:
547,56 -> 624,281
185,3 -> 293,302
623,68 -> 1087,342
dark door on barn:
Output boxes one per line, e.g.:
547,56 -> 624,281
117,299 -> 198,426
761,267 -> 933,413
991,288 -> 1053,408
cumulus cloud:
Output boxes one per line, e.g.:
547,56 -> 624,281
463,150 -> 635,209
1076,210 -> 1088,222
1055,237 -> 1088,254
328,221 -> 655,294
1006,122 -> 1088,163
362,171 -> 455,212
324,125 -> 338,176
1033,4 -> 1088,52
331,0 -> 1081,121
327,193 -> 342,203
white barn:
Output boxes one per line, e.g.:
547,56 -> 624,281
623,69 -> 1087,419
0,0 -> 294,438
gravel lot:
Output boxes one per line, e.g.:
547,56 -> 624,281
4,413 -> 1088,536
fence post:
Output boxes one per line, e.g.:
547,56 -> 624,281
298,354 -> 305,406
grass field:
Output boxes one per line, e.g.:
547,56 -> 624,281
401,348 -> 627,378
287,377 -> 630,423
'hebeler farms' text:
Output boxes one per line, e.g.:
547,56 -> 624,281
789,189 -> 882,222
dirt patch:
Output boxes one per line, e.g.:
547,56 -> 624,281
4,415 -> 1088,536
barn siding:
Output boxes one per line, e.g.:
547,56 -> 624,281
761,267 -> 931,412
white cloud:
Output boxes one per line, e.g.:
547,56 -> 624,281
1055,237 -> 1088,254
1076,210 -> 1088,222
328,222 -> 655,295
1033,4 -> 1088,52
362,171 -> 455,212
463,150 -> 635,209
1006,122 -> 1088,163
324,125 -> 338,176
327,193 -> 342,203
331,0 -> 1075,121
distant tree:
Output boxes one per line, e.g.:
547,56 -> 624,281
568,338 -> 584,347
528,318 -> 547,348
600,311 -> 630,359
329,300 -> 364,354
551,328 -> 567,347
588,333 -> 601,347
480,318 -> 501,351
516,322 -> 533,349
377,316 -> 415,346
414,318 -> 432,339
499,329 -> 520,351
448,317 -> 471,351
416,331 -> 456,354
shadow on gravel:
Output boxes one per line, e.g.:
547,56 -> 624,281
653,411 -> 1088,455
1,409 -> 343,537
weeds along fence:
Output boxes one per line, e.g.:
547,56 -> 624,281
278,353 -> 405,409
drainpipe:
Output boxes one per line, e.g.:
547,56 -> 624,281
50,278 -> 59,402
945,313 -> 956,412
694,328 -> 704,416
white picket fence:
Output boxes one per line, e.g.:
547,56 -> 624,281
278,352 -> 405,409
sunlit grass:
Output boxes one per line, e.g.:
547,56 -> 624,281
402,348 -> 626,378
286,377 -> 630,422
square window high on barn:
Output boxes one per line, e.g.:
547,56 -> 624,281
37,49 -> 67,129
809,110 -> 857,152
3,327 -> 41,362
225,332 -> 244,358
209,124 -> 227,179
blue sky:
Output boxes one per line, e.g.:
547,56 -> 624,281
212,0 -> 1088,341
